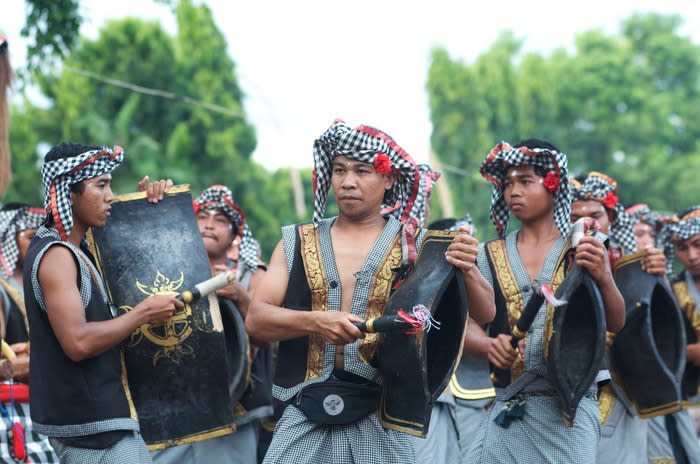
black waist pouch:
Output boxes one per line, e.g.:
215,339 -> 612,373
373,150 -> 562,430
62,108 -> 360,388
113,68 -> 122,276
294,378 -> 381,425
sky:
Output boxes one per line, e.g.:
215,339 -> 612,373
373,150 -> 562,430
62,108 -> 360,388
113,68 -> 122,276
3,0 -> 700,170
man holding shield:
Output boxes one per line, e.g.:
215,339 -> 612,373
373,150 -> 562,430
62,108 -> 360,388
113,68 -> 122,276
247,120 -> 495,463
24,142 -> 182,463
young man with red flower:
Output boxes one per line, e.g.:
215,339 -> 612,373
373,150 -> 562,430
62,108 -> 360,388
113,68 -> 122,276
463,139 -> 624,463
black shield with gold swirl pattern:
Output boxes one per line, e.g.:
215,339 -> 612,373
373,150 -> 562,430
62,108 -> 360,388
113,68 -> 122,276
376,230 -> 468,437
87,185 -> 249,450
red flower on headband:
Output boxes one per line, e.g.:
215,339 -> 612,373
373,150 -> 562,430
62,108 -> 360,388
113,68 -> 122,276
373,154 -> 391,175
542,172 -> 560,193
603,192 -> 618,209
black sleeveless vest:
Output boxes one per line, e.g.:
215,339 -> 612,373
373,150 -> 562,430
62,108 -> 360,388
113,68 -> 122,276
24,232 -> 133,430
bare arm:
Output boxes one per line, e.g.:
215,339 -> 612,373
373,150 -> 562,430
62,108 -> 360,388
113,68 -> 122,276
246,241 -> 363,345
575,237 -> 625,333
463,318 -> 517,370
444,229 -> 496,325
39,246 -> 182,362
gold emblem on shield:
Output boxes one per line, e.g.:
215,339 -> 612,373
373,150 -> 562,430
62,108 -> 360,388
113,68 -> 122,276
121,270 -> 195,366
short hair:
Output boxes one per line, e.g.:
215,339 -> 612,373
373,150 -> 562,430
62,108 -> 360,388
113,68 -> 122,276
44,142 -> 102,194
426,217 -> 457,231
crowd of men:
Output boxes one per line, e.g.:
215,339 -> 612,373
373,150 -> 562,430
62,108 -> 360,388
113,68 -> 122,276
0,119 -> 698,464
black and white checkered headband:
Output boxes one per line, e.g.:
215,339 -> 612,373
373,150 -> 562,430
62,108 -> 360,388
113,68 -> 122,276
480,141 -> 571,239
570,171 -> 637,255
663,206 -> 700,268
409,164 -> 440,226
0,205 -> 45,278
194,185 -> 259,273
41,146 -> 124,241
312,120 -> 419,226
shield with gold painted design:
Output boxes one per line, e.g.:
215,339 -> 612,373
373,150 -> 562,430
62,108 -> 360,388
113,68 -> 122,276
87,185 -> 249,450
376,230 -> 468,437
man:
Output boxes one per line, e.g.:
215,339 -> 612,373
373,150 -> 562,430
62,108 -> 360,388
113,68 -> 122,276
625,203 -> 663,251
570,172 -> 666,464
666,206 -> 700,464
24,143 -> 182,463
0,203 -> 58,462
464,140 -> 625,464
247,120 -> 495,463
150,184 -> 270,463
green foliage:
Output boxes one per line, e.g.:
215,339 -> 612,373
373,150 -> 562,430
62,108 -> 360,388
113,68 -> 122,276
427,12 -> 700,241
8,0 -> 300,261
21,0 -> 82,72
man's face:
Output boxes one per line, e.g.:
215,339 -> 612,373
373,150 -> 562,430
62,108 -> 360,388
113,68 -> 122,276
675,233 -> 700,279
633,222 -> 656,250
571,199 -> 611,234
71,174 -> 114,228
197,208 -> 235,259
331,156 -> 393,221
502,165 -> 553,223
15,227 -> 38,269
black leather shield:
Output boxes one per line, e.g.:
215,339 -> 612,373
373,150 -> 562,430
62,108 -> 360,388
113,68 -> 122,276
87,185 -> 249,449
610,251 -> 685,417
546,263 -> 607,425
376,231 -> 468,437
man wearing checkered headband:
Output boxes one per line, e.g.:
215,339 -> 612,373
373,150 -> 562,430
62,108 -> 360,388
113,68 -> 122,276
23,142 -> 183,463
247,120 -> 495,463
462,139 -> 625,464
668,206 -> 700,361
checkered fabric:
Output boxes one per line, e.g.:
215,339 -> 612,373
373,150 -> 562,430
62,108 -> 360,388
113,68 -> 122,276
40,146 -> 124,241
312,120 -> 419,226
0,401 -> 58,463
0,205 -> 45,278
625,203 -> 663,230
193,185 -> 260,274
410,164 -> 440,226
49,431 -> 150,463
570,171 -> 637,255
663,206 -> 700,268
480,141 -> 572,239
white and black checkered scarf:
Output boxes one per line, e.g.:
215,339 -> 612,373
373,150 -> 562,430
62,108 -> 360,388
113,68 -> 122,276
0,205 -> 45,278
480,141 -> 572,239
312,120 -> 419,226
193,185 -> 259,274
570,171 -> 637,255
663,206 -> 700,268
410,164 -> 440,226
40,146 -> 124,241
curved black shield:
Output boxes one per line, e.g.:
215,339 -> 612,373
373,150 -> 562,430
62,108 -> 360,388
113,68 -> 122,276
547,264 -> 606,425
610,252 -> 685,417
87,186 -> 250,449
376,231 -> 468,437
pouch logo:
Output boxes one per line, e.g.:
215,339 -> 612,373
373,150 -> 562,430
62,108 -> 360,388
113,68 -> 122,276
323,394 -> 344,416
